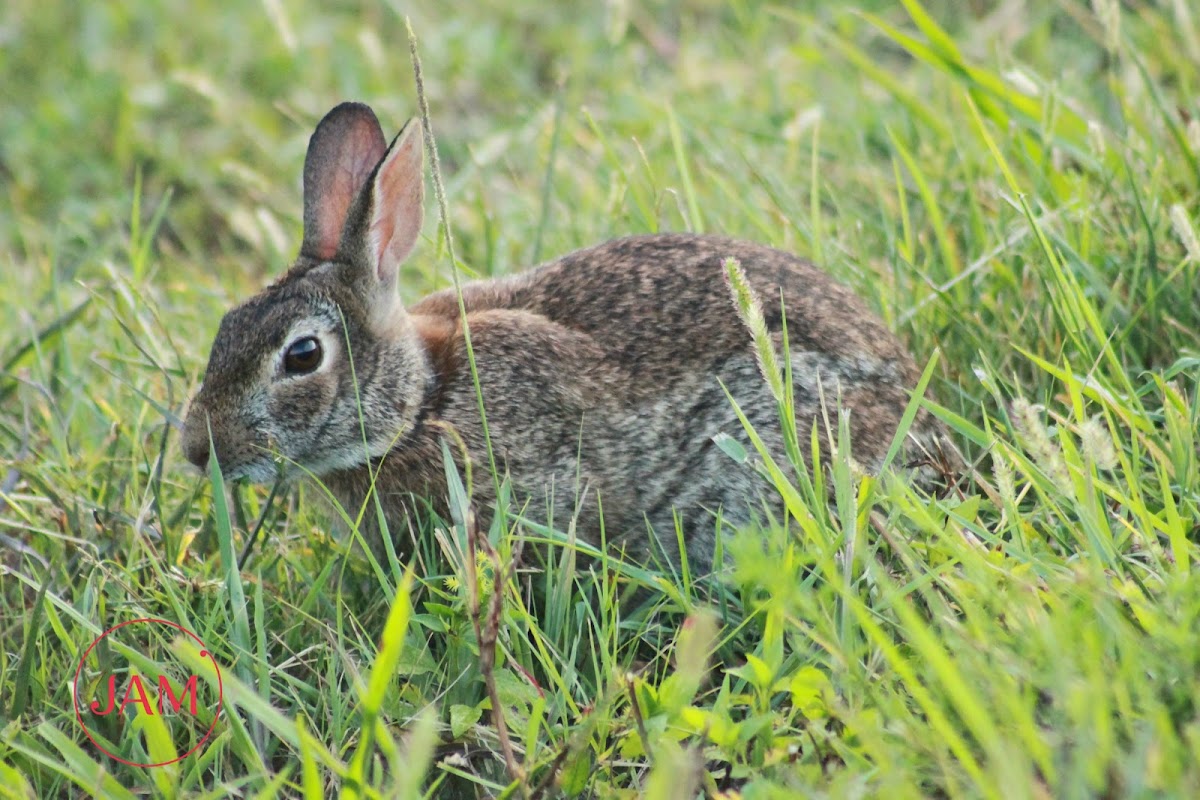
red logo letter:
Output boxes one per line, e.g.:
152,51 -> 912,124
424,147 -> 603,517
158,674 -> 200,715
120,675 -> 156,716
91,675 -> 118,716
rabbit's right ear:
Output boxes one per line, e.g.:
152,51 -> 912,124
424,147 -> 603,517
300,103 -> 388,261
335,118 -> 424,319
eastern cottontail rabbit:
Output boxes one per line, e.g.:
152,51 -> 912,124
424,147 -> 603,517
182,102 -> 954,574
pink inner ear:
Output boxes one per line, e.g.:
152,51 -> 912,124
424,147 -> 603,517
369,129 -> 424,283
312,146 -> 382,260
302,104 -> 387,261
312,131 -> 386,257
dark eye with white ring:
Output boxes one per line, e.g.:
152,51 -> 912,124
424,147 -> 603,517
283,337 -> 322,375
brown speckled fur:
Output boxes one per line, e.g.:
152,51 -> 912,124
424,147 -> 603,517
182,102 -> 954,575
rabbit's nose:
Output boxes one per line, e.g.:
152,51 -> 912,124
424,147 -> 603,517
181,422 -> 211,471
184,437 -> 209,471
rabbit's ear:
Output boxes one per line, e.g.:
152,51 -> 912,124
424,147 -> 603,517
351,118 -> 424,290
300,103 -> 387,261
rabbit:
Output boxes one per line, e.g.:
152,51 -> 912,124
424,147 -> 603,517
181,101 -> 955,576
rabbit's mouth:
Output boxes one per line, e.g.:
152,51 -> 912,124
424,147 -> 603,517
181,419 -> 291,485
187,450 -> 286,485
231,437 -> 324,484
221,459 -> 287,485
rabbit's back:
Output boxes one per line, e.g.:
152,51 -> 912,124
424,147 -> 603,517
414,233 -> 915,391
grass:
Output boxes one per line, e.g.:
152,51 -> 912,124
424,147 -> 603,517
2,0 -> 1199,796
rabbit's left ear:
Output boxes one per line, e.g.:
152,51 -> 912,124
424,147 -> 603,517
339,119 -> 424,297
300,103 -> 388,261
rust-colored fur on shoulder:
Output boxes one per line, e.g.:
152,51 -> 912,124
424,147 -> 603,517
181,102 -> 956,574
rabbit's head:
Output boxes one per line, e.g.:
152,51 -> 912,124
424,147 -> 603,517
182,103 -> 428,482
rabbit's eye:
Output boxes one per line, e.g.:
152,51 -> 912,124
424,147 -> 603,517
284,337 -> 323,375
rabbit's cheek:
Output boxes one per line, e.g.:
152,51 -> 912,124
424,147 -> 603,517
267,373 -> 341,453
